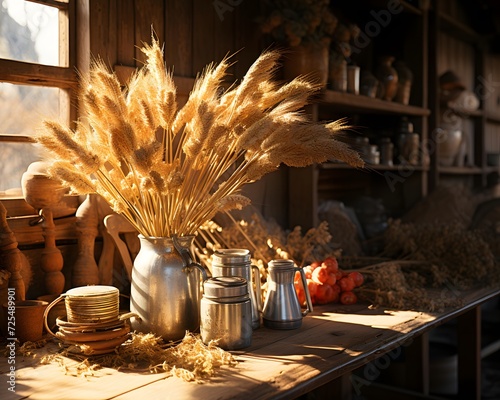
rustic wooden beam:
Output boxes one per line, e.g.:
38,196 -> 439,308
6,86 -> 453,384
0,59 -> 77,89
27,0 -> 69,10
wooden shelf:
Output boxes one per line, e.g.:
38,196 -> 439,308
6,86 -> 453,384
449,108 -> 484,118
438,166 -> 484,175
438,12 -> 481,44
318,90 -> 431,116
485,112 -> 500,124
483,166 -> 500,173
363,0 -> 423,15
400,0 -> 424,15
320,162 -> 428,172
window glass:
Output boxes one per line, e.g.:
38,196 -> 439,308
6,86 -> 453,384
0,0 -> 72,194
0,141 -> 43,194
0,0 -> 59,66
0,82 -> 62,191
0,82 -> 61,135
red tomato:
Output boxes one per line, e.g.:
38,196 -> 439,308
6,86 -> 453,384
310,261 -> 320,270
340,291 -> 357,305
328,287 -> 340,303
303,265 -> 313,279
332,283 -> 341,295
296,286 -> 306,306
326,272 -> 336,286
315,283 -> 334,305
294,270 -> 303,285
312,265 -> 329,284
322,257 -> 339,273
307,279 -> 319,298
348,271 -> 364,287
335,270 -> 344,281
338,276 -> 355,292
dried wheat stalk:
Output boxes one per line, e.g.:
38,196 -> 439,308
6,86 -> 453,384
36,36 -> 363,237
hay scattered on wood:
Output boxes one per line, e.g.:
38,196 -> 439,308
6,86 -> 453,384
17,332 -> 236,382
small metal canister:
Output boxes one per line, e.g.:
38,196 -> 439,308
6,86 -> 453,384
211,249 -> 262,329
200,276 -> 252,350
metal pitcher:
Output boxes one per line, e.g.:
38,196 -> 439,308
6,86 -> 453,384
130,235 -> 207,341
262,259 -> 313,330
211,249 -> 262,329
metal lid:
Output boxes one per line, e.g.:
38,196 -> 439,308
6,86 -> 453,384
211,249 -> 251,266
268,259 -> 295,270
203,276 -> 248,298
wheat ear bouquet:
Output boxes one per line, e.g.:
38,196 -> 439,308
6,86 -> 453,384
35,37 -> 363,238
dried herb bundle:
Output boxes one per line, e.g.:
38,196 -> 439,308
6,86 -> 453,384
381,220 -> 497,288
36,36 -> 362,238
351,220 -> 500,312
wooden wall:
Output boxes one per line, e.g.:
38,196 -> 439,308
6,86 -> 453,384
85,0 -> 289,227
88,0 -> 264,79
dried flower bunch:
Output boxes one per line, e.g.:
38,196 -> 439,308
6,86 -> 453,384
260,0 -> 338,47
36,37 -> 362,238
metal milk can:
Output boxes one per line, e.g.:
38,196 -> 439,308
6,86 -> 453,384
211,249 -> 262,329
262,259 -> 313,330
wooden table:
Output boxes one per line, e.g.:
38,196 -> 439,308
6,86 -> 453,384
1,286 -> 499,400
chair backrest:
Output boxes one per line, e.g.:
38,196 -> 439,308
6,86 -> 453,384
103,213 -> 137,281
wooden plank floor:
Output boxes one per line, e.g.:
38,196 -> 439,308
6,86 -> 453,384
1,287 -> 498,400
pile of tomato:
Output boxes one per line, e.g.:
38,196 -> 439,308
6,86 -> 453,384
294,257 -> 364,306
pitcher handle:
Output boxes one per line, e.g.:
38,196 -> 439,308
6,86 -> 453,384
295,266 -> 313,316
172,234 -> 209,281
251,264 -> 263,312
172,234 -> 193,267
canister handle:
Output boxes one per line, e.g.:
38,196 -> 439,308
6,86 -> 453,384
251,264 -> 263,312
191,262 -> 209,281
295,265 -> 313,316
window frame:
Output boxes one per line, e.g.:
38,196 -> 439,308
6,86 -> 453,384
0,0 -> 79,207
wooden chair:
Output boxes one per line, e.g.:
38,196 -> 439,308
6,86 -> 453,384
102,213 -> 138,284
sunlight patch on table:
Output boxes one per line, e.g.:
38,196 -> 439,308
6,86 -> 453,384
312,310 -> 435,329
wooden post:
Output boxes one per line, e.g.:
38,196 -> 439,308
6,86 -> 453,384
457,306 -> 481,400
39,207 -> 65,295
0,202 -> 26,300
72,194 -> 100,287
21,161 -> 67,296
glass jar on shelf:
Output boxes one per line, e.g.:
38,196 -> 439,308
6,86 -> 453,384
396,117 -> 419,165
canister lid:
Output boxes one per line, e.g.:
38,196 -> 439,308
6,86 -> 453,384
211,249 -> 251,266
268,259 -> 295,270
203,276 -> 248,298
